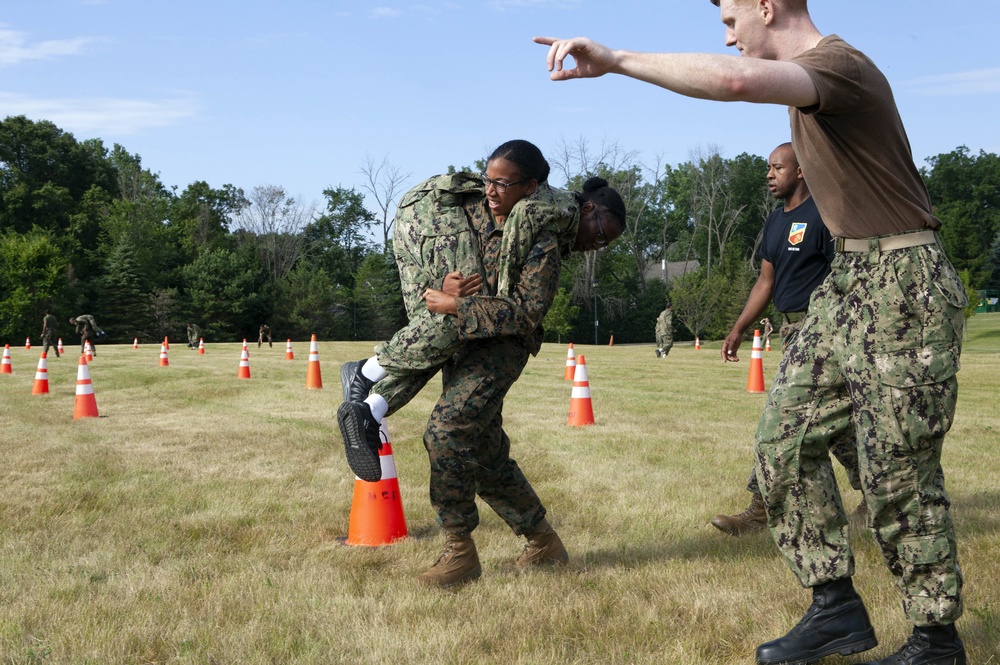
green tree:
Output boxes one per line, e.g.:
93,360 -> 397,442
353,253 -> 405,340
922,147 -> 1000,287
0,229 -> 69,338
182,247 -> 265,340
543,288 -> 579,344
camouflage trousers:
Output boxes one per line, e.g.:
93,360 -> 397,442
746,319 -> 860,495
41,331 -> 58,357
755,239 -> 966,626
422,335 -> 545,537
655,333 -> 673,356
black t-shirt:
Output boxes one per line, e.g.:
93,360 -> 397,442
759,196 -> 834,313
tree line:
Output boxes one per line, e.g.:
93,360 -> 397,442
2,115 -> 997,347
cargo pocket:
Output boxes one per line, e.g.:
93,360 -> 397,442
875,345 -> 960,457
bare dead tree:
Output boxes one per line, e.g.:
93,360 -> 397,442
359,154 -> 410,252
688,146 -> 747,280
234,184 -> 315,284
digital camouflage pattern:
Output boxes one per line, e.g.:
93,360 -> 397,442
410,179 -> 567,537
754,239 -> 968,626
423,335 -> 545,536
746,317 -> 861,496
373,174 -> 570,414
655,307 -> 673,355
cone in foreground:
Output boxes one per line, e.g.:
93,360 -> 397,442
563,342 -> 576,380
159,342 -> 169,366
1,344 -> 12,374
285,339 -> 294,360
73,355 -> 99,419
568,354 -> 595,426
347,420 -> 407,546
746,329 -> 766,394
237,346 -> 251,379
306,334 -> 322,389
198,338 -> 205,354
31,352 -> 49,395
695,336 -> 701,350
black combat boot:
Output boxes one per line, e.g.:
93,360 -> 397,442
756,577 -> 878,665
340,358 -> 374,402
861,624 -> 965,664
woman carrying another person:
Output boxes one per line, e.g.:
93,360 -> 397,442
339,139 -> 626,586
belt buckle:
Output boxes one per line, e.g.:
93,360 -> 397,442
834,237 -> 846,252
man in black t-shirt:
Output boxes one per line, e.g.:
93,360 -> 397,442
713,143 -> 861,536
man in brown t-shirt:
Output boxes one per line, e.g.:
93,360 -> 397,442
535,2 -> 968,664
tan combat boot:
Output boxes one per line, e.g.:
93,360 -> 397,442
710,492 -> 767,536
417,532 -> 482,587
516,518 -> 569,568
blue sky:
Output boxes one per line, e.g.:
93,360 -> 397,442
5,1 -> 1000,216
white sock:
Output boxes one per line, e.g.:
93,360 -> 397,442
361,356 -> 387,383
365,394 -> 389,422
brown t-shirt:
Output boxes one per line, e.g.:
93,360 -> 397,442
789,35 -> 940,238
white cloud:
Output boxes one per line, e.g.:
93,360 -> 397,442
371,7 -> 403,18
0,27 -> 96,66
903,68 -> 1000,96
0,92 -> 198,136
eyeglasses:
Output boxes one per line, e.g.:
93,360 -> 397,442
593,207 -> 609,250
481,173 -> 527,194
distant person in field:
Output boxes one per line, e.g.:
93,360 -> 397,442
69,314 -> 103,356
338,139 -> 626,588
713,142 -> 861,537
41,310 -> 60,358
187,323 -> 202,349
654,303 -> 673,358
535,2 -> 969,662
258,324 -> 272,348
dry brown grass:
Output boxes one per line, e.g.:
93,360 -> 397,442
1,317 -> 997,664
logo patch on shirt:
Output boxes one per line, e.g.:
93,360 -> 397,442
788,222 -> 807,246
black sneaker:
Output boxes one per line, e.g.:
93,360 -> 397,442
340,359 -> 374,403
337,401 -> 383,482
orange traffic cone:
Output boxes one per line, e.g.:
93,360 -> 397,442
73,355 -> 99,419
84,340 -> 93,362
306,334 -> 322,389
164,336 -> 170,350
285,339 -> 294,360
746,329 -> 766,394
609,335 -> 614,347
242,338 -> 248,353
563,343 -> 576,380
198,338 -> 205,355
133,337 -> 139,349
237,346 -> 251,379
31,352 -> 49,394
1,344 -> 12,374
159,341 -> 169,366
347,419 -> 407,546
568,354 -> 595,426
765,337 -> 772,352
695,336 -> 701,350
57,338 -> 64,354
25,337 -> 31,350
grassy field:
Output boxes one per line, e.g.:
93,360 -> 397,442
1,317 -> 998,664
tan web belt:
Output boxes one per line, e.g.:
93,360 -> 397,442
833,230 -> 937,253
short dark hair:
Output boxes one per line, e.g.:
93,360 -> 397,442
580,176 -> 626,230
488,140 -> 550,183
